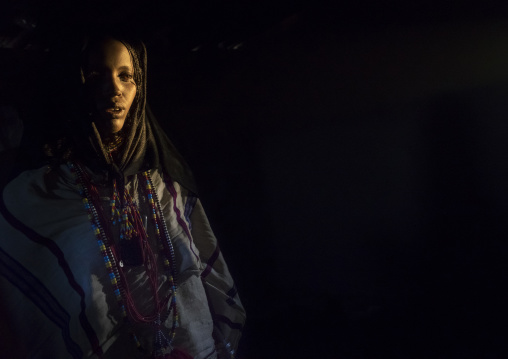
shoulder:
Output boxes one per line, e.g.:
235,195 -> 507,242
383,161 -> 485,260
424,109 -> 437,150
148,168 -> 199,224
4,164 -> 79,199
150,168 -> 197,200
2,164 -> 81,224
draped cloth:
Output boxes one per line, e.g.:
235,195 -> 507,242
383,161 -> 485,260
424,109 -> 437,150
0,165 -> 245,358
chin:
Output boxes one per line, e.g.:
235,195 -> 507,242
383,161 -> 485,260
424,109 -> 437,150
112,118 -> 127,133
101,119 -> 126,134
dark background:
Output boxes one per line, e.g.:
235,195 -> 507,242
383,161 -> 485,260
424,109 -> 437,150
2,1 -> 508,358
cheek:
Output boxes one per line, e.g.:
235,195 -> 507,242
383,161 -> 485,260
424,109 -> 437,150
125,86 -> 137,111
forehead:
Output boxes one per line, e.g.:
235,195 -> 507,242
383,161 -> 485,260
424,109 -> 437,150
87,38 -> 133,69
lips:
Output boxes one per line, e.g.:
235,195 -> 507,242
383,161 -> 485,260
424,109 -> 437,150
100,105 -> 125,119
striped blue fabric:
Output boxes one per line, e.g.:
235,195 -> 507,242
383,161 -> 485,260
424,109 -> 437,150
0,247 -> 84,359
0,196 -> 103,357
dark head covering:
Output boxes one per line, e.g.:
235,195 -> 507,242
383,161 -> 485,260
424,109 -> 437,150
75,33 -> 197,193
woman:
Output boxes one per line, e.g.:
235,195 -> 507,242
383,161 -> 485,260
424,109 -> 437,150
0,33 -> 245,359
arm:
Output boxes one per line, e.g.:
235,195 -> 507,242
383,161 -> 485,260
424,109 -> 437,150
190,199 -> 246,358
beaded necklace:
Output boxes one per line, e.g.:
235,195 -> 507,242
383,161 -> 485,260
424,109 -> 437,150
103,132 -> 125,153
68,161 -> 186,358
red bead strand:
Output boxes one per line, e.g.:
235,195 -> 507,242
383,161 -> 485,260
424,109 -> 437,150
69,162 -> 180,356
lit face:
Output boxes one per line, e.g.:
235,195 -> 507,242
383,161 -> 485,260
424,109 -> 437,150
85,38 -> 137,134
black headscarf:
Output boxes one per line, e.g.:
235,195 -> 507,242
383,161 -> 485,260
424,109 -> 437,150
75,34 -> 197,193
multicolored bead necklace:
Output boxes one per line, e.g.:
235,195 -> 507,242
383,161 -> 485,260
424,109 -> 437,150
68,161 -> 184,358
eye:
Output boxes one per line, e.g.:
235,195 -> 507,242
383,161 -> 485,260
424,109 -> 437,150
119,72 -> 134,83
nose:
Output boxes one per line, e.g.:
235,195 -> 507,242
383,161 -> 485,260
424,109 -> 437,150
101,75 -> 122,98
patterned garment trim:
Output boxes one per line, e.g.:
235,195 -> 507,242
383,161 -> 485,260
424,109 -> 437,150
163,175 -> 200,262
201,245 -> 221,278
184,193 -> 198,231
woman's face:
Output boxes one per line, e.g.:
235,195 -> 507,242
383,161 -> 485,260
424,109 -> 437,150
85,38 -> 137,135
